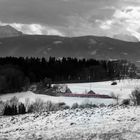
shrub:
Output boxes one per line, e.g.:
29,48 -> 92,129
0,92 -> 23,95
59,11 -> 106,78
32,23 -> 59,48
121,99 -> 130,106
47,102 -> 70,111
79,103 -> 91,109
0,100 -> 4,115
80,103 -> 98,108
92,104 -> 98,108
28,99 -> 70,113
27,104 -> 34,113
130,88 -> 140,105
18,103 -> 26,114
3,104 -> 12,115
3,100 -> 26,116
57,102 -> 66,106
99,103 -> 106,107
10,96 -> 19,105
111,81 -> 117,85
28,98 -> 45,113
2,97 -> 70,115
3,96 -> 19,115
62,105 -> 70,110
110,92 -> 120,105
52,84 -> 71,94
71,103 -> 79,109
25,98 -> 30,112
46,100 -> 54,111
71,102 -> 98,109
3,102 -> 18,115
46,101 -> 60,112
56,102 -> 70,110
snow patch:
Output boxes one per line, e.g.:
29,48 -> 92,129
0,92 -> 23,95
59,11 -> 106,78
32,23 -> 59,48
108,47 -> 113,50
123,52 -> 128,55
89,39 -> 97,45
90,50 -> 97,55
53,41 -> 63,44
47,47 -> 52,51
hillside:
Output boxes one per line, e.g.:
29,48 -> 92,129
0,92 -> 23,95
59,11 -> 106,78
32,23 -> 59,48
0,25 -> 22,38
0,106 -> 140,140
0,35 -> 140,67
0,79 -> 140,139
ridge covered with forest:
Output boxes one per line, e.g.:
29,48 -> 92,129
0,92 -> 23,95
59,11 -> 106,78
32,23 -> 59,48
0,57 -> 137,94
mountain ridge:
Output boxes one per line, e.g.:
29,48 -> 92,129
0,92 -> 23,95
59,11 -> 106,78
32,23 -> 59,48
0,35 -> 140,67
0,25 -> 23,38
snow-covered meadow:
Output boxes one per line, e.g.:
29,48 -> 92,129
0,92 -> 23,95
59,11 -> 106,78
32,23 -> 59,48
0,79 -> 140,106
0,79 -> 140,140
0,91 -> 113,106
67,79 -> 140,99
1,106 -> 140,139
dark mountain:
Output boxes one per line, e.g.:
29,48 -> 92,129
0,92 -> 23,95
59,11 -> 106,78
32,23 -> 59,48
0,25 -> 22,38
0,35 -> 140,67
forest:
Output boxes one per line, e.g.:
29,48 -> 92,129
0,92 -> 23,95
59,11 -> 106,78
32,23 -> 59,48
0,57 -> 138,94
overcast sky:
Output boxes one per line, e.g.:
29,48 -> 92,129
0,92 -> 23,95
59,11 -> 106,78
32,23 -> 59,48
0,0 -> 140,39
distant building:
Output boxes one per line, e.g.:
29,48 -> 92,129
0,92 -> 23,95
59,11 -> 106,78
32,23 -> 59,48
87,90 -> 96,94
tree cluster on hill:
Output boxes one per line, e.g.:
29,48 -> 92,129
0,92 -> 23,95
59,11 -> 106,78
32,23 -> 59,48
0,57 -> 138,94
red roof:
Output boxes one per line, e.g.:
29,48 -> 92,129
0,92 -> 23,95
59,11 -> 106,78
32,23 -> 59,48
63,93 -> 112,99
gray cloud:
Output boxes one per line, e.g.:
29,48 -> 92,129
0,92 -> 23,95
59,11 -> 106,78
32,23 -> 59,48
0,0 -> 118,24
0,0 -> 140,39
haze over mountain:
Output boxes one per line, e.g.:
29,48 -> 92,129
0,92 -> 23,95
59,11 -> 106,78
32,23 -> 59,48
113,34 -> 139,42
0,25 -> 139,42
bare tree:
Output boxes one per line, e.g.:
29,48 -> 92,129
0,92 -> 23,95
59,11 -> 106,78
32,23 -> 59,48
110,92 -> 120,105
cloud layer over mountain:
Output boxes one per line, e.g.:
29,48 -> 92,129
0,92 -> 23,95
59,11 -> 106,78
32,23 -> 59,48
0,0 -> 140,41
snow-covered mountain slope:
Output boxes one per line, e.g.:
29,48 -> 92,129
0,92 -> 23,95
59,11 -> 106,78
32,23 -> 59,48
0,106 -> 140,140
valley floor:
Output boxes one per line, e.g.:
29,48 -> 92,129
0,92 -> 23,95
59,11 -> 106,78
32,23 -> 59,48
1,79 -> 140,106
1,106 -> 140,140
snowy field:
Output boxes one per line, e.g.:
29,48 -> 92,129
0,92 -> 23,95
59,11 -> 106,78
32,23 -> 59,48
67,79 -> 140,99
0,91 -> 113,106
0,106 -> 140,139
0,79 -> 140,139
0,79 -> 140,106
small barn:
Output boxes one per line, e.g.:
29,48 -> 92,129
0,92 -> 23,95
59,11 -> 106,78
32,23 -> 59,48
87,90 -> 96,94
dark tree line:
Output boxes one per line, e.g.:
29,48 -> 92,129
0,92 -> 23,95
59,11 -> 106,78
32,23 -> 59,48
0,57 -> 138,93
4,103 -> 26,115
3,96 -> 26,115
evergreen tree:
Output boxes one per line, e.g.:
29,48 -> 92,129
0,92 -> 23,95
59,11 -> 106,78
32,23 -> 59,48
18,103 -> 26,114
